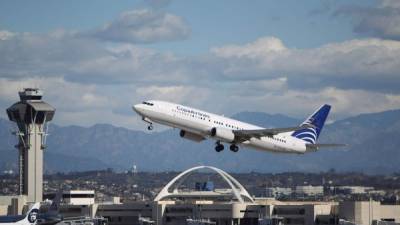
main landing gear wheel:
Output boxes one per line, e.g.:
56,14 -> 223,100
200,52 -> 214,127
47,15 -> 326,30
147,124 -> 153,130
215,142 -> 224,152
230,144 -> 239,152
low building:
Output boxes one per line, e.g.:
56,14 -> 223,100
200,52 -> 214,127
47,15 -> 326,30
94,166 -> 338,225
295,186 -> 324,197
339,201 -> 400,225
63,190 -> 95,205
0,195 -> 27,215
335,186 -> 374,195
3,166 -> 400,225
266,187 -> 293,198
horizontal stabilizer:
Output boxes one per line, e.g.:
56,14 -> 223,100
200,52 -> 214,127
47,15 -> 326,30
306,143 -> 347,151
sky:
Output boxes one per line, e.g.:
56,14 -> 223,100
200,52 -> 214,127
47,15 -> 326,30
0,0 -> 400,130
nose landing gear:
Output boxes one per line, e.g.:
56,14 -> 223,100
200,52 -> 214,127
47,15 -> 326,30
142,117 -> 153,130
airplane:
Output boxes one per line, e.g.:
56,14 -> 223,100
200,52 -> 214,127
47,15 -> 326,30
0,203 -> 40,225
39,192 -> 63,225
133,100 -> 344,154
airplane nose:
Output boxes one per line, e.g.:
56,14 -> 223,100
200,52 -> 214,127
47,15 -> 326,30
133,104 -> 144,114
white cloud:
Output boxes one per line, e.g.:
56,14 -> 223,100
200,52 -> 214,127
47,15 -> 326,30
210,37 -> 400,93
319,87 -> 400,115
381,0 -> 400,8
336,0 -> 400,40
71,44 -> 185,84
217,86 -> 400,119
0,30 -> 15,41
91,9 -> 190,44
0,77 -> 142,128
211,37 -> 287,58
0,77 -> 117,122
136,85 -> 210,107
1,22 -> 400,129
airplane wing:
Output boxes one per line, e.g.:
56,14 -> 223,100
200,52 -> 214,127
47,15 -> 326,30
306,143 -> 347,151
232,124 -> 314,140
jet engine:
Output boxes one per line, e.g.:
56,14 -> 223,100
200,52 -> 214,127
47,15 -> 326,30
179,130 -> 205,142
210,127 -> 235,142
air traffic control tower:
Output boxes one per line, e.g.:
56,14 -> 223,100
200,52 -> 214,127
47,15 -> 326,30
6,88 -> 55,202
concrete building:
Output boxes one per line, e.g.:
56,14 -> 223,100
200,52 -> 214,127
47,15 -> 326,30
38,166 -> 400,225
93,166 -> 338,225
295,186 -> 324,197
0,195 -> 27,215
62,190 -> 96,205
339,201 -> 400,225
3,162 -> 400,225
270,203 -> 335,225
266,188 -> 293,198
335,186 -> 374,195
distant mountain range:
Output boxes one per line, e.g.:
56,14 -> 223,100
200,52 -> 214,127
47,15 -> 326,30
0,109 -> 399,174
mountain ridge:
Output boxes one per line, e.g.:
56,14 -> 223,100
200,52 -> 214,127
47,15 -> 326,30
0,109 -> 399,174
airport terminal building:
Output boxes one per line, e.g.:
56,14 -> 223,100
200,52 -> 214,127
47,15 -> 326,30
38,166 -> 400,225
1,165 -> 400,225
36,166 -> 340,225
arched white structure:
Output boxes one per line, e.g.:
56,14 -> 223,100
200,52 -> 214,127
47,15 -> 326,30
154,166 -> 254,203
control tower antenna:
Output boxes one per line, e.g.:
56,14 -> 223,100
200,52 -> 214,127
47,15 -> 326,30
6,88 -> 55,202
132,164 -> 138,175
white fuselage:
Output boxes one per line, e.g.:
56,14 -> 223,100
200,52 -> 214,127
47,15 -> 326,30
133,100 -> 307,154
0,215 -> 35,225
0,221 -> 31,225
0,203 -> 41,225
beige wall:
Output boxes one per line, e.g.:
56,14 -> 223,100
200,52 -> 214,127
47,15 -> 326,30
377,205 -> 400,222
0,195 -> 27,215
0,205 -> 8,216
339,201 -> 400,225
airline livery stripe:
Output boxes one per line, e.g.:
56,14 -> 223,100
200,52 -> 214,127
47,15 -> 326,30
295,130 -> 317,139
295,134 -> 317,142
301,137 -> 316,144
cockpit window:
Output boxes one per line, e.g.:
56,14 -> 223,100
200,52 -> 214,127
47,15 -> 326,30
142,101 -> 154,106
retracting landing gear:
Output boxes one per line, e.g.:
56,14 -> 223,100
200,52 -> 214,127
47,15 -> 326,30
215,142 -> 239,152
215,141 -> 224,152
142,117 -> 153,130
230,144 -> 239,152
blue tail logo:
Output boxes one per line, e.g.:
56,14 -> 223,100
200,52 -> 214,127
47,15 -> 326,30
291,104 -> 331,144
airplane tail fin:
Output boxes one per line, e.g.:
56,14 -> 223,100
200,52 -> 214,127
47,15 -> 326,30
24,202 -> 40,224
49,191 -> 62,212
291,104 -> 331,144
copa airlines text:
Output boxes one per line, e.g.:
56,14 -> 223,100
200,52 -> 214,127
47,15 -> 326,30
133,101 -> 343,154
